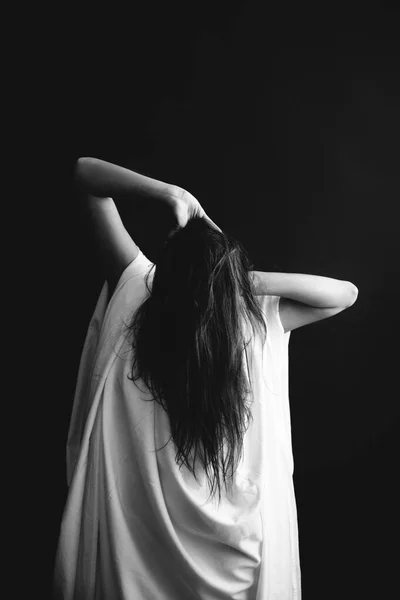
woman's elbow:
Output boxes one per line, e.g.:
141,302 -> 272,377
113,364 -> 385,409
73,157 -> 91,190
345,281 -> 359,306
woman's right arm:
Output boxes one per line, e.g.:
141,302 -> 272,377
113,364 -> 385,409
250,271 -> 359,332
251,271 -> 358,307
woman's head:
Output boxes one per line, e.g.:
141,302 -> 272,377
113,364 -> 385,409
125,216 -> 267,505
153,217 -> 253,318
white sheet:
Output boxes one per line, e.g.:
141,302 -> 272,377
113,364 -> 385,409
53,248 -> 301,599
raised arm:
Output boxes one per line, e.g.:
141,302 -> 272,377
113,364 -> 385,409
73,157 -> 184,294
250,270 -> 358,332
251,271 -> 357,306
73,157 -> 222,294
74,157 -> 179,205
74,157 -> 221,229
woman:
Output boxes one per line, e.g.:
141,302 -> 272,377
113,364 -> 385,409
53,157 -> 358,600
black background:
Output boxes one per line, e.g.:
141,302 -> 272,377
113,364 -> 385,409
33,2 -> 400,598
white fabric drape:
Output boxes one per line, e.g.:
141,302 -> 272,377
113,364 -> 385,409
53,248 -> 301,599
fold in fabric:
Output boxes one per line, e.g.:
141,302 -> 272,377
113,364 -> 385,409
53,248 -> 301,599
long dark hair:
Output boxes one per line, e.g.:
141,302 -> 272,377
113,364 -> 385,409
124,216 -> 267,505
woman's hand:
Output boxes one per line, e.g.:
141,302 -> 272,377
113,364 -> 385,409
172,188 -> 222,232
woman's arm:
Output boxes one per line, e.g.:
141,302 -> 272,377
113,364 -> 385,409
251,270 -> 358,307
74,157 -> 179,206
73,157 -> 183,293
74,157 -> 222,231
250,271 -> 358,333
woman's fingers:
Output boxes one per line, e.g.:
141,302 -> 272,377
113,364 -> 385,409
204,213 -> 222,233
173,189 -> 222,232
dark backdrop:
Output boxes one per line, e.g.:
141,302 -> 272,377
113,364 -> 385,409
43,3 -> 399,599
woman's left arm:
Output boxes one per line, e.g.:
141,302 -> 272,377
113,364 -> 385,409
73,157 -> 223,291
74,157 -> 180,207
73,157 -> 183,293
74,157 -> 222,231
